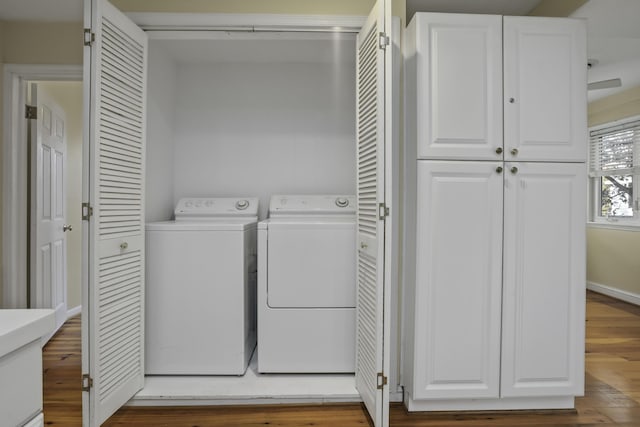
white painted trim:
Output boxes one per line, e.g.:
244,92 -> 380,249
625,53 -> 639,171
67,305 -> 82,319
127,397 -> 361,407
587,281 -> 640,306
389,391 -> 403,403
587,222 -> 640,232
405,393 -> 575,411
1,64 -> 82,309
126,12 -> 366,32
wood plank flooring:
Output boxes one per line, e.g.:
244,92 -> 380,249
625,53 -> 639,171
42,291 -> 640,426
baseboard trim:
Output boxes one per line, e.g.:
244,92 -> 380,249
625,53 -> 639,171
67,305 -> 82,319
587,281 -> 640,306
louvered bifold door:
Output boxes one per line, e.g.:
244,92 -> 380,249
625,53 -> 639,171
355,1 -> 390,426
83,0 -> 147,425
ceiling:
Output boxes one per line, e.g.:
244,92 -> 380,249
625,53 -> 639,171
570,0 -> 640,101
406,0 -> 541,19
1,0 -> 639,101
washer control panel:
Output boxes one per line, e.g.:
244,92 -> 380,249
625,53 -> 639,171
175,197 -> 259,220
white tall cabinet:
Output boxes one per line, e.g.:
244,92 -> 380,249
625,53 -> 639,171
403,12 -> 587,411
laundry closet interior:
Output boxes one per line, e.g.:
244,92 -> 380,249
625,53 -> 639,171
138,23 -> 368,404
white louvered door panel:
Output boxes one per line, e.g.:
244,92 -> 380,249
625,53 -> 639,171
83,0 -> 147,425
356,1 -> 390,426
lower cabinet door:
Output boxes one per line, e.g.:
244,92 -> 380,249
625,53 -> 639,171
413,160 -> 504,399
501,162 -> 586,397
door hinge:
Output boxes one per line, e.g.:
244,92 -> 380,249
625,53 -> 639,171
378,32 -> 390,50
82,202 -> 93,221
25,105 -> 37,120
82,373 -> 93,391
84,28 -> 95,47
377,372 -> 388,390
378,203 -> 389,220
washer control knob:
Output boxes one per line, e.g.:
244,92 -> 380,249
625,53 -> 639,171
236,200 -> 249,210
335,197 -> 349,208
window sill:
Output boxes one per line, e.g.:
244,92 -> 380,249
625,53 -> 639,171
587,221 -> 640,232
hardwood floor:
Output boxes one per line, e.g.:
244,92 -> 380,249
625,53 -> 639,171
42,291 -> 640,426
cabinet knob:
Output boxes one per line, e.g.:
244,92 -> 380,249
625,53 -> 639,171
496,166 -> 503,174
120,242 -> 129,250
510,148 -> 519,156
509,97 -> 515,103
510,166 -> 519,174
360,242 -> 368,249
495,147 -> 503,155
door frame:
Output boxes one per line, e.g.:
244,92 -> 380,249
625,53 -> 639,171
1,64 -> 82,309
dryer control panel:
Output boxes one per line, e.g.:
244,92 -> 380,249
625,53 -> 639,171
269,195 -> 356,216
175,197 -> 259,220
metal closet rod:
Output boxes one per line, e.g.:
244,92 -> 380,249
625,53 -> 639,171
141,25 -> 361,33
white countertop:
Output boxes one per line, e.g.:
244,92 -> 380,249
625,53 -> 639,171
0,309 -> 55,357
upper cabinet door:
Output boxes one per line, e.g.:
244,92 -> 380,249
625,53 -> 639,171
406,13 -> 503,160
503,17 -> 587,162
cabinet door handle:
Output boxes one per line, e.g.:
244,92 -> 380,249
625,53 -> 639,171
510,148 -> 519,156
496,166 -> 503,174
511,166 -> 519,174
120,242 -> 129,250
495,147 -> 503,155
509,97 -> 515,103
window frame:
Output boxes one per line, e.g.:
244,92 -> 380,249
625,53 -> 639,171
588,115 -> 640,228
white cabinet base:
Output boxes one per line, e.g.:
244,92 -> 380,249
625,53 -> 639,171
24,413 -> 45,427
404,393 -> 574,411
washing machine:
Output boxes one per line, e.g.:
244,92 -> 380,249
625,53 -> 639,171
145,197 -> 259,375
257,194 -> 356,373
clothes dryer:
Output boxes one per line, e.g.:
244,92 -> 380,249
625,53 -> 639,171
257,195 -> 356,373
145,198 -> 258,375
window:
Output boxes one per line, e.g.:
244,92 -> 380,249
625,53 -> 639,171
589,116 -> 640,225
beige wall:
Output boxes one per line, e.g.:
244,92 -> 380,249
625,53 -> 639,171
587,227 -> 640,295
0,22 -> 82,307
528,0 -> 588,17
37,81 -> 84,309
112,0 -> 375,15
587,85 -> 640,296
112,0 -> 409,24
2,22 -> 83,65
588,84 -> 640,127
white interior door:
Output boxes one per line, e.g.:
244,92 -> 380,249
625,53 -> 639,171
82,0 -> 147,425
355,1 -> 390,425
30,83 -> 68,337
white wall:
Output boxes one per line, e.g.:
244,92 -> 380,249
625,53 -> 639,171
146,38 -> 357,220
145,43 -> 177,222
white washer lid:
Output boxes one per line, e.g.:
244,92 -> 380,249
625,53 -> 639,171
174,197 -> 259,221
268,195 -> 356,217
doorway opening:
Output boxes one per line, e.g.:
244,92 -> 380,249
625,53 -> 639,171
2,65 -> 82,340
